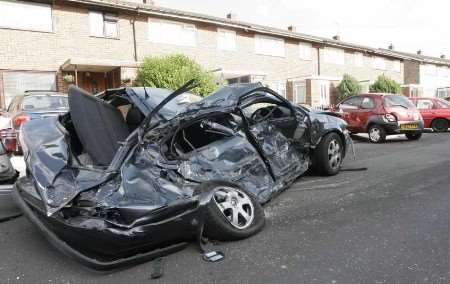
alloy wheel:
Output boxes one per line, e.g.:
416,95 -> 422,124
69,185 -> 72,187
213,187 -> 255,229
327,139 -> 342,170
369,127 -> 381,142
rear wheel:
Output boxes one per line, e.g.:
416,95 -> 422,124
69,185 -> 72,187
431,119 -> 449,132
405,132 -> 422,140
312,132 -> 343,176
201,181 -> 265,241
368,125 -> 386,143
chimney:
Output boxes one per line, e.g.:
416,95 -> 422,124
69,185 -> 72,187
388,44 -> 394,50
332,35 -> 340,41
287,25 -> 296,32
226,13 -> 237,20
417,50 -> 422,55
441,54 -> 446,59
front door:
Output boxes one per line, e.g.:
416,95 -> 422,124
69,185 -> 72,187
81,72 -> 106,94
319,81 -> 330,108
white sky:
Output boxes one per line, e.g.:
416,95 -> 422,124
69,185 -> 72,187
156,0 -> 450,58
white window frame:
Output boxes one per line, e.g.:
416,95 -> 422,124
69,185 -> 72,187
372,57 -> 387,70
89,11 -> 119,38
423,64 -> 437,76
392,60 -> 401,72
354,52 -> 364,67
217,28 -> 236,51
0,0 -> 53,32
148,18 -> 197,47
324,47 -> 345,65
293,81 -> 306,104
299,42 -> 312,60
255,35 -> 285,57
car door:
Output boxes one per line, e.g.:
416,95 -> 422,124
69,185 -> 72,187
240,91 -> 307,182
337,96 -> 363,131
358,96 -> 376,127
415,98 -> 434,127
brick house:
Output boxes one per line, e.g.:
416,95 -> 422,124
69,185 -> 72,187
0,0 -> 439,109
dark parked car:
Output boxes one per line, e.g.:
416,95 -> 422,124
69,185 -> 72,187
409,97 -> 450,132
14,82 -> 351,270
336,93 -> 424,143
0,141 -> 20,222
1,90 -> 68,152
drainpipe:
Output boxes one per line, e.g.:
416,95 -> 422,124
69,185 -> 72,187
74,65 -> 78,86
317,47 -> 321,76
131,16 -> 138,62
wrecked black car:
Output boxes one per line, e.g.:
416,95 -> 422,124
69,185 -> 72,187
14,81 -> 351,270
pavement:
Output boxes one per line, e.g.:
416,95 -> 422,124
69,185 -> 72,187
1,133 -> 450,283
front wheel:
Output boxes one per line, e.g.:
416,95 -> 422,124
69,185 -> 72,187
405,132 -> 422,140
312,132 -> 343,176
201,181 -> 265,241
368,125 -> 386,143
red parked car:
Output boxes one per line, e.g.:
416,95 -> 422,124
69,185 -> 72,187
336,93 -> 424,143
409,97 -> 450,132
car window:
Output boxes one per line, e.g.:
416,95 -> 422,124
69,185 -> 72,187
383,95 -> 414,109
416,99 -> 434,109
436,98 -> 450,108
340,96 -> 362,109
22,96 -> 69,111
361,97 -> 375,109
241,91 -> 292,123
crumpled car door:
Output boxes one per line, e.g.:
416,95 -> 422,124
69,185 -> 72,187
177,132 -> 276,202
248,116 -> 307,181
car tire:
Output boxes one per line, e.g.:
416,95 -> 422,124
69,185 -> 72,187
201,181 -> 265,241
312,132 -> 343,176
368,125 -> 386,143
405,132 -> 422,140
431,119 -> 449,132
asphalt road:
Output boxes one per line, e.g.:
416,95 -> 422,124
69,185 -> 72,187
1,133 -> 450,283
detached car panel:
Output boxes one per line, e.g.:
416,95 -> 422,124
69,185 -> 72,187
16,83 -> 350,269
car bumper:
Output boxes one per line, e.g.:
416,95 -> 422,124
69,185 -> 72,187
13,176 -> 205,270
382,120 -> 424,135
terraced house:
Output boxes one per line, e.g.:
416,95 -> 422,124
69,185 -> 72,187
0,0 -> 449,109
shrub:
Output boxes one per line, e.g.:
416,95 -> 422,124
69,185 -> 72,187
369,74 -> 401,94
337,74 -> 362,103
135,54 -> 217,96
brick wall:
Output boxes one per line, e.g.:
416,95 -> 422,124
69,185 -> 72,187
403,60 -> 421,84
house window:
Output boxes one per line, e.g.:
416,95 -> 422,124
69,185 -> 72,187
255,35 -> 285,57
424,64 -> 437,75
148,19 -> 196,46
269,82 -> 286,98
294,81 -> 306,104
372,57 -> 386,70
217,28 -> 236,51
392,60 -> 401,72
437,88 -> 450,99
299,42 -> 312,60
0,0 -> 52,32
354,52 -> 364,67
89,11 -> 119,38
324,47 -> 345,65
227,76 -> 250,84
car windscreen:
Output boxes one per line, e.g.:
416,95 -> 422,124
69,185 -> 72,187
437,98 -> 450,108
383,95 -> 414,109
22,95 -> 69,111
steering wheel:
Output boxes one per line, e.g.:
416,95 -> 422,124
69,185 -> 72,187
250,106 -> 278,122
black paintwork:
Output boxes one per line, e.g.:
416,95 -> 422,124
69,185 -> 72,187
16,83 -> 350,269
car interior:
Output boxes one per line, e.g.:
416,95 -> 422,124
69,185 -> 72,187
63,86 -> 146,167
